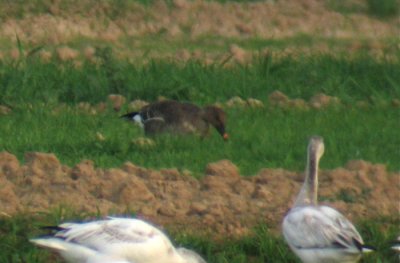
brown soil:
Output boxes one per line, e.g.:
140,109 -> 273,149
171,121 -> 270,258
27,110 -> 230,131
0,151 -> 398,237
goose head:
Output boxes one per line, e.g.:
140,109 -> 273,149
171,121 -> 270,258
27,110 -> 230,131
202,106 -> 229,140
308,136 -> 324,163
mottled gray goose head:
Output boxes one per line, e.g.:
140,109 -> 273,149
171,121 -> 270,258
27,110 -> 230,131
202,105 -> 229,140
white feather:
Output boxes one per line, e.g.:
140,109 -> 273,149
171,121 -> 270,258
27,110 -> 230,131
392,236 -> 400,252
282,137 -> 370,263
133,114 -> 144,128
31,217 -> 206,263
30,238 -> 129,263
283,206 -> 365,263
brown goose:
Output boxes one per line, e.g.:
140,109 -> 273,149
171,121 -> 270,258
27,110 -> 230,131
121,100 -> 229,140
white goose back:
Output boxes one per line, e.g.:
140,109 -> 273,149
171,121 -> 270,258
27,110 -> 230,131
31,217 -> 206,263
282,136 -> 371,263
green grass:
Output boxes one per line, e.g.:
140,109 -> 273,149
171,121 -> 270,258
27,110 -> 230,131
366,0 -> 400,18
0,52 -> 399,262
327,0 -> 400,18
0,53 -> 399,174
1,51 -> 399,105
327,0 -> 366,15
0,209 -> 399,262
0,103 -> 399,175
125,34 -> 399,56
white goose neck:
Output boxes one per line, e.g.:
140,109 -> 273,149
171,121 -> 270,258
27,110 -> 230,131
294,136 -> 324,207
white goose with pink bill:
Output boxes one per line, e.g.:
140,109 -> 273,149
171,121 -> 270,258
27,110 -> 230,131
282,136 -> 374,263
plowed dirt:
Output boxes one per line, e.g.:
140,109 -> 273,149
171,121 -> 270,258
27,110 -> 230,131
0,0 -> 398,61
0,151 -> 398,237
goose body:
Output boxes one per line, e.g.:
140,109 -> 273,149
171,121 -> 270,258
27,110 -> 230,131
282,136 -> 372,263
121,100 -> 228,140
30,238 -> 130,263
392,237 -> 400,262
30,217 -> 206,263
392,236 -> 400,256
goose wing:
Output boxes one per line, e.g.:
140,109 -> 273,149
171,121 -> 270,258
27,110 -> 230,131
283,206 -> 364,251
54,217 -> 175,259
30,237 -> 130,263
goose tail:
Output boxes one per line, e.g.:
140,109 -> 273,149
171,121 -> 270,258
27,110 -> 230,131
391,238 -> 400,252
361,244 -> 375,254
30,238 -> 68,251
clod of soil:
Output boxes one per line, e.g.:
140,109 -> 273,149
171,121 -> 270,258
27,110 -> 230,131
0,105 -> 12,115
0,151 -> 398,237
108,94 -> 126,111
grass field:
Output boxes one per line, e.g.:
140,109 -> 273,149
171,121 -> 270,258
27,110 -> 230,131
0,51 -> 399,262
0,50 -> 400,263
0,210 -> 399,262
0,52 -> 399,174
1,51 -> 399,105
0,101 -> 399,175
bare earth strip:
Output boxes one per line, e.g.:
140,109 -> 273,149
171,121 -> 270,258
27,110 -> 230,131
0,151 -> 398,237
0,0 -> 399,62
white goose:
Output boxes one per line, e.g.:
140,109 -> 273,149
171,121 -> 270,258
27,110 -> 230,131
30,217 -> 206,263
31,237 -> 130,263
282,136 -> 373,263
